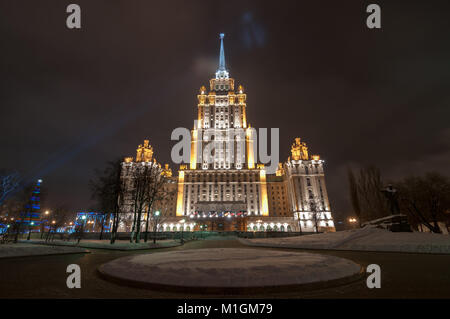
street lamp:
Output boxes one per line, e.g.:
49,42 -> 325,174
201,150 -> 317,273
76,215 -> 87,244
348,217 -> 358,229
150,211 -> 161,243
40,210 -> 50,239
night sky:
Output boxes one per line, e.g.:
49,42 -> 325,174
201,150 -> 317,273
1,1 -> 449,222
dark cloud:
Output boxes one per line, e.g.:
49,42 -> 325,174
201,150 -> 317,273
1,0 -> 449,220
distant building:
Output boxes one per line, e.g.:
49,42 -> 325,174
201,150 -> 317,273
73,212 -> 112,233
18,179 -> 43,231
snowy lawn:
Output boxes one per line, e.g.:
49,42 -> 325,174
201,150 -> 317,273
0,243 -> 88,259
240,227 -> 450,254
21,239 -> 180,251
99,248 -> 362,289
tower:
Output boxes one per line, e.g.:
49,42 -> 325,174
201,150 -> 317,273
121,34 -> 335,233
192,33 -> 251,170
176,33 -> 269,230
20,179 -> 43,230
284,138 -> 335,232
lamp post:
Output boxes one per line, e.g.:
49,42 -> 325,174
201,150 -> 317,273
41,210 -> 50,239
77,215 -> 86,244
180,219 -> 185,245
152,211 -> 160,244
348,217 -> 358,229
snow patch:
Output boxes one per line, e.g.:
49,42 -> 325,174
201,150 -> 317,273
99,248 -> 361,288
240,227 -> 450,254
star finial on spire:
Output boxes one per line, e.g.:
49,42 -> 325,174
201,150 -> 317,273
219,33 -> 226,71
216,33 -> 229,79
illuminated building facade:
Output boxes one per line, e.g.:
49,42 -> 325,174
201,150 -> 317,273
120,34 -> 335,232
119,141 -> 177,232
18,179 -> 43,231
174,33 -> 270,231
283,139 -> 334,232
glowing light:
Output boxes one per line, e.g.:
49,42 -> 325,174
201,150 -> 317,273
176,171 -> 185,216
246,127 -> 255,169
190,129 -> 198,169
259,169 -> 269,216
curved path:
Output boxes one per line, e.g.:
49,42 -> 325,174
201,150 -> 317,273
98,248 -> 362,293
1,237 -> 450,298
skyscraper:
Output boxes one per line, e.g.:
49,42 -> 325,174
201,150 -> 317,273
120,34 -> 335,233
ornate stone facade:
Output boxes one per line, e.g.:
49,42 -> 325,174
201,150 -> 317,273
120,34 -> 335,233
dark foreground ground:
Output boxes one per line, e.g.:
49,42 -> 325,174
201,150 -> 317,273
1,237 -> 450,298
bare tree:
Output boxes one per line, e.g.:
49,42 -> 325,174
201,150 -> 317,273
129,161 -> 171,243
129,164 -> 151,243
97,212 -> 111,240
395,172 -> 450,233
143,171 -> 174,243
146,196 -> 174,244
0,197 -> 23,224
45,206 -> 74,242
74,220 -> 85,244
347,166 -> 390,224
309,196 -> 323,233
6,184 -> 34,243
347,168 -> 362,227
90,159 -> 126,244
0,171 -> 20,206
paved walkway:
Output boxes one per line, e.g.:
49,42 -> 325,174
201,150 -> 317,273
1,237 -> 450,298
0,243 -> 88,259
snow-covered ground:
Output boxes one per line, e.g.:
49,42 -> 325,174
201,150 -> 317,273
21,239 -> 180,250
99,248 -> 362,288
240,227 -> 450,254
0,243 -> 88,259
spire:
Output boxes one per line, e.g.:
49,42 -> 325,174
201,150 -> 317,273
215,33 -> 229,79
219,33 -> 226,71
